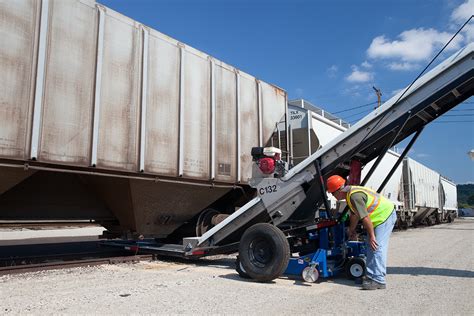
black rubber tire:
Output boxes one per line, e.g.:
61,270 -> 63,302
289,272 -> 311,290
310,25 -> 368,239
238,223 -> 290,282
345,257 -> 366,279
235,256 -> 251,279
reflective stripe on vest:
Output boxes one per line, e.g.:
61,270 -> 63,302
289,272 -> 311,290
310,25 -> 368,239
346,186 -> 394,228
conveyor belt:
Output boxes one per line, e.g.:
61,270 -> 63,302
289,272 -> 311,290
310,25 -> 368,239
190,43 -> 474,249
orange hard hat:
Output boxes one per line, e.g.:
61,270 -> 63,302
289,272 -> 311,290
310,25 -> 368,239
326,175 -> 345,193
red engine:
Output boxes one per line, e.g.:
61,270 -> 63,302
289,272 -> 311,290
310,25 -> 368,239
251,146 -> 282,176
258,157 -> 276,174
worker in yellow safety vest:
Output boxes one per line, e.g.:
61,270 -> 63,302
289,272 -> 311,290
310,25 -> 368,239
326,175 -> 397,290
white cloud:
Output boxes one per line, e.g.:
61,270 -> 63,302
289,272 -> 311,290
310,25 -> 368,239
463,24 -> 474,42
367,28 -> 464,62
451,0 -> 474,42
359,0 -> 471,76
451,0 -> 474,22
346,65 -> 374,83
388,62 -> 419,71
327,65 -> 338,78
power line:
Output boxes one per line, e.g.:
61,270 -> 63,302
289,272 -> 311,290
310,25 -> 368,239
331,96 -> 471,118
352,118 -> 474,124
345,102 -> 473,122
341,108 -> 373,120
332,101 -> 379,114
332,96 -> 471,117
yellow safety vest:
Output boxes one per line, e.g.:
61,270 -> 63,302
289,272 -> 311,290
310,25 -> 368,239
346,186 -> 394,228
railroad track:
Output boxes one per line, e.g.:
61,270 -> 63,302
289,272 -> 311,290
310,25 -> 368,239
0,254 -> 153,275
0,240 -> 154,275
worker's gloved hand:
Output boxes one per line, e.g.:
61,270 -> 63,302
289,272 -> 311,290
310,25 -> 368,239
369,235 -> 378,251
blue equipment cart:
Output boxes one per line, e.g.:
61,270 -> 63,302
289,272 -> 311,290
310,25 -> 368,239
284,213 -> 367,283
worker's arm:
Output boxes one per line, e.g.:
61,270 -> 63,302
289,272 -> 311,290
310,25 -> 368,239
361,216 -> 378,251
348,212 -> 359,240
348,192 -> 377,249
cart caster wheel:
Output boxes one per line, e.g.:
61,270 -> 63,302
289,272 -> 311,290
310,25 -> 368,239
302,265 -> 319,283
346,258 -> 366,279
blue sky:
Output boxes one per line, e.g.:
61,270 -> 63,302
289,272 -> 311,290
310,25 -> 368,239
99,0 -> 474,183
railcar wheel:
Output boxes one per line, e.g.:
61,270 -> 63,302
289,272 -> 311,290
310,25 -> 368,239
403,220 -> 410,230
196,209 -> 228,236
238,223 -> 290,282
345,258 -> 366,279
425,217 -> 433,226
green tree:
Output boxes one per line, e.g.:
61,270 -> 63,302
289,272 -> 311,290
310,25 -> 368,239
467,194 -> 474,206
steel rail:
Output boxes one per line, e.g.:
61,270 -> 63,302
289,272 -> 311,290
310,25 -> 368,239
0,254 -> 153,276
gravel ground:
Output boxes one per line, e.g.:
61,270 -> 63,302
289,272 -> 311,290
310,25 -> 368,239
1,218 -> 473,315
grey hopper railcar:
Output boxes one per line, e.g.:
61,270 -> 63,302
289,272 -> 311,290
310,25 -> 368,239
0,0 -> 287,239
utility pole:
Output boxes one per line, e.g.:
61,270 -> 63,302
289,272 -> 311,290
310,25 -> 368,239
372,86 -> 382,109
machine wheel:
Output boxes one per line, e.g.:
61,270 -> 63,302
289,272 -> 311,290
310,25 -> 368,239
447,214 -> 454,223
302,265 -> 319,283
235,256 -> 251,279
345,257 -> 366,279
238,223 -> 290,282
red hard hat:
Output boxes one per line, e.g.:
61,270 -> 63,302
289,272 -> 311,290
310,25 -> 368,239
326,175 -> 345,193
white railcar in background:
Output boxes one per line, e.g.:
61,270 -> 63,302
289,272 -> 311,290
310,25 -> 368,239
440,176 -> 458,222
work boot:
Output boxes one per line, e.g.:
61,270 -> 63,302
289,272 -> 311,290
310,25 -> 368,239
361,279 -> 386,290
